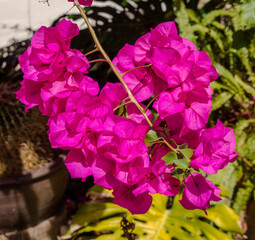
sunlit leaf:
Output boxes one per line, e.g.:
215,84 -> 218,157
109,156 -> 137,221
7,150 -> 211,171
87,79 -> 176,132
178,148 -> 193,160
174,158 -> 189,169
145,130 -> 159,145
162,151 -> 177,166
64,188 -> 242,239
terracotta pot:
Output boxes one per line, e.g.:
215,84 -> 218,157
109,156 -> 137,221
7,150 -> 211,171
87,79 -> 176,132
0,156 -> 69,232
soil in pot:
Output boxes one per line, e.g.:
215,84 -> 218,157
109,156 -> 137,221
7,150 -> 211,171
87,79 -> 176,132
0,101 -> 69,236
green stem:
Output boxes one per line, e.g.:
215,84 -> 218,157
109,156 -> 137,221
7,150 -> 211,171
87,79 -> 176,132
75,3 -> 153,128
84,47 -> 99,56
157,138 -> 178,153
144,94 -> 158,111
89,59 -> 108,64
121,64 -> 152,76
113,100 -> 133,112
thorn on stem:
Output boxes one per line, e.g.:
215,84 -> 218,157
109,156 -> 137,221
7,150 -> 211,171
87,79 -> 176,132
66,5 -> 75,13
67,0 -> 80,13
39,0 -> 50,6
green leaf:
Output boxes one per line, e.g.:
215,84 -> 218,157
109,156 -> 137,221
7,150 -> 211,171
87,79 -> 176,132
235,119 -> 255,160
207,164 -> 243,203
215,63 -> 247,102
232,0 -> 255,31
210,81 -> 235,93
114,100 -> 128,118
211,91 -> 234,111
201,10 -> 234,26
174,158 -> 189,169
236,47 -> 255,80
144,130 -> 159,145
233,181 -> 254,215
208,29 -> 225,52
71,202 -> 129,227
65,191 -> 242,240
151,108 -> 159,122
234,74 -> 255,96
218,186 -> 230,198
178,148 -> 193,160
206,205 -> 242,233
162,152 -> 177,166
187,9 -> 200,24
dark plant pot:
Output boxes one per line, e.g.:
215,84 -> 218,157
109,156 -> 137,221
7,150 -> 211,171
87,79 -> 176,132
0,156 -> 69,232
247,199 -> 255,240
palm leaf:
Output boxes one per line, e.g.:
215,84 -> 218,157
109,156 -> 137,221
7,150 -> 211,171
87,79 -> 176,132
64,187 -> 242,240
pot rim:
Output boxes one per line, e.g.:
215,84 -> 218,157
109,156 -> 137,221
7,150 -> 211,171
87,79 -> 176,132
0,154 -> 67,186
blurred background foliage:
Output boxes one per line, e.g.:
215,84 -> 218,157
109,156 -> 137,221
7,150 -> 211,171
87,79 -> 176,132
0,0 -> 254,239
59,0 -> 255,239
0,0 -> 250,239
63,186 -> 242,240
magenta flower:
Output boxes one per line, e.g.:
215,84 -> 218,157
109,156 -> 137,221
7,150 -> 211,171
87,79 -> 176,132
153,113 -> 202,150
132,159 -> 180,197
114,21 -> 218,104
152,90 -> 185,118
98,115 -> 149,163
190,120 -> 238,174
68,0 -> 93,7
47,82 -> 124,149
19,19 -> 83,82
179,173 -> 221,213
65,149 -> 93,179
16,19 -> 91,115
134,22 -> 218,91
113,44 -> 158,102
153,86 -> 213,130
126,102 -> 153,127
114,153 -> 150,186
113,183 -> 153,214
16,79 -> 44,112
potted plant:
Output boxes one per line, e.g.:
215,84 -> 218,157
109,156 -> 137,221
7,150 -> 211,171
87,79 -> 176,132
0,42 -> 69,240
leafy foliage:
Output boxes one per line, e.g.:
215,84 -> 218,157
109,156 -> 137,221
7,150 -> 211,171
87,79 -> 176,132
57,0 -> 255,238
63,187 -> 241,240
173,0 -> 255,230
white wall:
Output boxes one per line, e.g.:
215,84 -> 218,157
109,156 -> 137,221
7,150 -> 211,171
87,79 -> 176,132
0,0 -> 78,47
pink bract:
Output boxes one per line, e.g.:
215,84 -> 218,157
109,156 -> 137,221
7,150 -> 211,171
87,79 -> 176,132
16,19 -> 91,116
153,113 -> 201,150
113,184 -> 153,214
47,82 -> 124,149
98,115 -> 149,163
132,159 -> 180,197
68,0 -> 93,7
153,86 -> 213,130
190,120 -> 238,174
179,173 -> 221,213
114,21 -> 218,103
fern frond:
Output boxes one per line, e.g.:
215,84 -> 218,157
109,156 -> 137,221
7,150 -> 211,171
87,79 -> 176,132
233,182 -> 254,215
211,91 -> 234,111
215,63 -> 247,102
234,74 -> 255,96
186,9 -> 200,24
208,29 -> 225,52
236,47 -> 255,83
201,10 -> 234,26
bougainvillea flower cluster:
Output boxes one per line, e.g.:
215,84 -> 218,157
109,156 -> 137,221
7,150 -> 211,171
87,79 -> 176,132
17,18 -> 237,214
